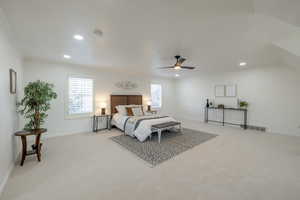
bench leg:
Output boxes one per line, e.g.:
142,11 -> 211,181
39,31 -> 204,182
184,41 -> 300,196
158,130 -> 161,143
179,124 -> 183,134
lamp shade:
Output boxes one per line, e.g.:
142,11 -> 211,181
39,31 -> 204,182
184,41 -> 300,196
147,101 -> 152,106
100,102 -> 107,108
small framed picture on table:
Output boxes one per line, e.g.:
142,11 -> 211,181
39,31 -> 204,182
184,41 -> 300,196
10,69 -> 17,94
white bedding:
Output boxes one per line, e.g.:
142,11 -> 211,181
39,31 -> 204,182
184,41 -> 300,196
111,113 -> 128,131
111,113 -> 177,142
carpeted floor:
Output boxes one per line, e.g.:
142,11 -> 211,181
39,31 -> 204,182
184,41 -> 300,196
111,128 -> 217,166
2,123 -> 300,200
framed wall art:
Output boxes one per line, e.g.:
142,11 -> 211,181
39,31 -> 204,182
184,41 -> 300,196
215,85 -> 225,97
10,69 -> 17,94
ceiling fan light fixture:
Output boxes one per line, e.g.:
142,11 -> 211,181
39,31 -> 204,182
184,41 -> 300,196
63,54 -> 71,59
239,62 -> 247,66
158,55 -> 196,71
73,34 -> 84,40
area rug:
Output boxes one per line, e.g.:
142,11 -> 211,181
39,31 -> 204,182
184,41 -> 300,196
110,128 -> 217,166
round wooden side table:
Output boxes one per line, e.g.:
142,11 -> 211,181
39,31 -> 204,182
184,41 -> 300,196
14,128 -> 47,166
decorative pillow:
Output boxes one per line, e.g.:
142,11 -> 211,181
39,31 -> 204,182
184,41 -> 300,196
132,107 -> 144,116
126,107 -> 134,116
116,105 -> 127,115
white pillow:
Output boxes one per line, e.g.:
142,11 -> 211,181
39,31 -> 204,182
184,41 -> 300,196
132,107 -> 144,116
127,104 -> 139,108
116,105 -> 127,116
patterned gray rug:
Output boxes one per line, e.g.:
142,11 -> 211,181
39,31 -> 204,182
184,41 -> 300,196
110,128 -> 217,166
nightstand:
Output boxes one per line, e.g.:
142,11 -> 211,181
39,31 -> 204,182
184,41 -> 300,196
92,115 -> 111,132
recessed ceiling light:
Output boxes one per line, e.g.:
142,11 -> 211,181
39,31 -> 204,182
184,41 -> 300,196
239,62 -> 247,66
175,74 -> 180,77
63,54 -> 71,59
73,34 -> 84,40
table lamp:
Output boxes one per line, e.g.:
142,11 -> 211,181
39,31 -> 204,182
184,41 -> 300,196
100,102 -> 107,115
147,101 -> 152,111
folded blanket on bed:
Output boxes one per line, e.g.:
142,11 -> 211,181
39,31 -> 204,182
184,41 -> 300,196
124,115 -> 169,135
124,115 -> 177,142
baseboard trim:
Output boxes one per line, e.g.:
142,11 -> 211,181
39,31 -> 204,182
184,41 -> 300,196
43,131 -> 87,139
175,116 -> 203,124
177,117 -> 300,136
25,130 -> 90,143
0,162 -> 14,197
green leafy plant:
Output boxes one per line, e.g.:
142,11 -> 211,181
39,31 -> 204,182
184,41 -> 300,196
239,101 -> 249,108
17,80 -> 57,131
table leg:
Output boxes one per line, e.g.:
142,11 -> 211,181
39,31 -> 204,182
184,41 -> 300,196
222,108 -> 225,126
205,107 -> 208,123
179,124 -> 183,134
107,116 -> 111,130
158,130 -> 161,143
96,116 -> 99,132
20,136 -> 27,166
93,116 -> 96,132
244,110 -> 248,130
35,134 -> 42,162
108,116 -> 112,130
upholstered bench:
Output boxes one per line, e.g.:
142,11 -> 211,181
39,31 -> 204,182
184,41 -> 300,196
151,121 -> 182,143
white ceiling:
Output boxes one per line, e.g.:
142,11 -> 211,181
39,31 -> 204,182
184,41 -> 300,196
1,0 -> 300,77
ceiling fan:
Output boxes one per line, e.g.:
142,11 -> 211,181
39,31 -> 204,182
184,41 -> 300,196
159,55 -> 196,70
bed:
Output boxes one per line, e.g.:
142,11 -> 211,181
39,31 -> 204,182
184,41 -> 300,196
110,95 -> 177,142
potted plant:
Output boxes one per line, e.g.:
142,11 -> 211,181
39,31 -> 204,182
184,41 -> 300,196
17,80 -> 57,131
239,101 -> 249,109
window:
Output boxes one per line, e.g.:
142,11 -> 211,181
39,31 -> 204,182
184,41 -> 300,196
151,84 -> 162,108
68,77 -> 94,116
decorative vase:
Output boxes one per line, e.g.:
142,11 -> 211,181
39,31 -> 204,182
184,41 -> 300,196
206,99 -> 209,108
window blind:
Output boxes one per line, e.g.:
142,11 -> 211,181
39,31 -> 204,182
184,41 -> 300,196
68,77 -> 93,115
151,84 -> 162,108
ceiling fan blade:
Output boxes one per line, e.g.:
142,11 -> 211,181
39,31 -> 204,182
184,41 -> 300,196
158,66 -> 175,69
181,66 -> 195,70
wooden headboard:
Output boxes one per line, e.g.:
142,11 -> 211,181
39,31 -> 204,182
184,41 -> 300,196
110,95 -> 143,114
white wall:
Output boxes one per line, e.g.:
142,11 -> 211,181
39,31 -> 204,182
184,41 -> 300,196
23,60 -> 176,137
23,60 -> 300,137
0,9 -> 23,195
175,66 -> 300,136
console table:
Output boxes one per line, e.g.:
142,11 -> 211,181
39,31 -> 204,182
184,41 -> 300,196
205,107 -> 248,129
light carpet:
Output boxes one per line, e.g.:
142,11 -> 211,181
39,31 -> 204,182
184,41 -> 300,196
2,124 -> 300,200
